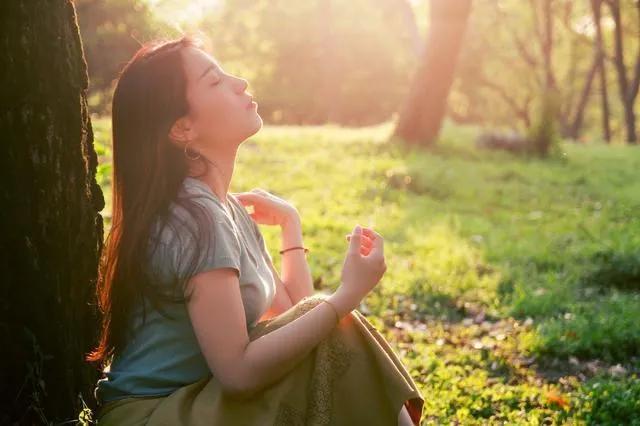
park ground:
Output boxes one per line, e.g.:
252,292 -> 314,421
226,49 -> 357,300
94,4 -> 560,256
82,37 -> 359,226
93,117 -> 640,425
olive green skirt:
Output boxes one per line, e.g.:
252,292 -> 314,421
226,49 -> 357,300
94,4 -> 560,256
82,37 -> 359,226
97,294 -> 424,425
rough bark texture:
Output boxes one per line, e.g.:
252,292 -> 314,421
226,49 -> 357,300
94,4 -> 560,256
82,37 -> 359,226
0,0 -> 104,423
392,0 -> 472,147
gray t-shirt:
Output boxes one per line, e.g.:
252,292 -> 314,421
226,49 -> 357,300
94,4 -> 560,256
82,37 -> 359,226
159,176 -> 277,325
94,176 -> 276,404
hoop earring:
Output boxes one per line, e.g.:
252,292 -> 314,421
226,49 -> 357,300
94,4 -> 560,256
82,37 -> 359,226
184,141 -> 201,161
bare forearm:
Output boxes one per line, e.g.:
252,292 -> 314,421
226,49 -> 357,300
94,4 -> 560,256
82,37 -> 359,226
237,289 -> 353,397
280,214 -> 314,304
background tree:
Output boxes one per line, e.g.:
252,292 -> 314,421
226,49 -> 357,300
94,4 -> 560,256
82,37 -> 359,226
0,0 -> 103,423
393,0 -> 473,147
75,0 -> 174,115
71,0 -> 640,144
605,0 -> 639,144
592,0 -> 612,142
201,0 -> 419,125
450,0 -> 638,145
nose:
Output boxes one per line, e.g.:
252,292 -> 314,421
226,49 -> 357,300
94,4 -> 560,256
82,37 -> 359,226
234,75 -> 249,93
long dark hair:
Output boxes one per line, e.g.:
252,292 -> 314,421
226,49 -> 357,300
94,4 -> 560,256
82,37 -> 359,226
86,34 -> 218,370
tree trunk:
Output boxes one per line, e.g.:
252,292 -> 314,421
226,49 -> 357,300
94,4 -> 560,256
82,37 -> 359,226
607,0 -> 638,144
592,0 -> 611,142
540,0 -> 557,91
0,0 -> 104,423
392,0 -> 423,57
392,0 -> 472,147
568,51 -> 600,139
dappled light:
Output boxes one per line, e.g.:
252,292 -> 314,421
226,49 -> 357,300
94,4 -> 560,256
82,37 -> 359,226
4,0 -> 639,424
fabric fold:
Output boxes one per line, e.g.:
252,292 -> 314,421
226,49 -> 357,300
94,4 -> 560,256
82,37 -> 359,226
97,294 -> 424,426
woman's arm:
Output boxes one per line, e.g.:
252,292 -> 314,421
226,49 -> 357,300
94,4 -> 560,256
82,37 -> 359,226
278,213 -> 314,304
258,213 -> 312,321
186,266 -> 356,399
258,262 -> 294,321
234,191 -> 313,307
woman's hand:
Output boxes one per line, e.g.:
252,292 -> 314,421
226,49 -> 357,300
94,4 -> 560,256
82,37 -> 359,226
330,225 -> 387,317
234,189 -> 299,227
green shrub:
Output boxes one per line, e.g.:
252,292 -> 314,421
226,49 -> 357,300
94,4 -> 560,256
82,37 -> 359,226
532,293 -> 640,362
526,90 -> 562,158
575,375 -> 640,425
582,249 -> 640,292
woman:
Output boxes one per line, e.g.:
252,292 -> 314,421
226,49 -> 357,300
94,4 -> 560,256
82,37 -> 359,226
87,34 -> 424,425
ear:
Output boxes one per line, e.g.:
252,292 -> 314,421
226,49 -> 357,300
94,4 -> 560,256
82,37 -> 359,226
168,116 -> 195,147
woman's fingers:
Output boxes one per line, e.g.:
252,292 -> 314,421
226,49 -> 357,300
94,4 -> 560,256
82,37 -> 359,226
346,233 -> 373,247
234,192 -> 261,205
363,228 -> 384,259
346,228 -> 383,260
346,228 -> 379,244
345,235 -> 372,256
361,227 -> 378,240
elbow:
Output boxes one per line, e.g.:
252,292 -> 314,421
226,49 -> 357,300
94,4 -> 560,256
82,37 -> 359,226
219,367 -> 257,401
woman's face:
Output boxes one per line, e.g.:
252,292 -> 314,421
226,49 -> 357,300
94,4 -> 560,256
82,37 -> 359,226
176,46 -> 262,151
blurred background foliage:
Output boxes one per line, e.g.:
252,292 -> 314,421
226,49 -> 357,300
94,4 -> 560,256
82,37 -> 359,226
76,0 -> 639,143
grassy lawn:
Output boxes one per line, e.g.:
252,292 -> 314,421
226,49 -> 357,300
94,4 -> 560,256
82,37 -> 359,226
93,117 -> 640,425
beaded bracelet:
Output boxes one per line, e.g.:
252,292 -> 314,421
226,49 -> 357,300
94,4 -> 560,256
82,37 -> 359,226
279,246 -> 309,255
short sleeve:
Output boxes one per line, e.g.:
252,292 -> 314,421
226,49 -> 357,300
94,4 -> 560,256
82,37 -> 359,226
228,193 -> 274,265
149,198 -> 242,286
247,216 -> 273,264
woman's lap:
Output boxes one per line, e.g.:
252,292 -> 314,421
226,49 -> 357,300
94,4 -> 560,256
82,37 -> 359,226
97,294 -> 424,426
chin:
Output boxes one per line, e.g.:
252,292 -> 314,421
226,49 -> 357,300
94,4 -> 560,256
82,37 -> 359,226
239,118 -> 262,143
248,113 -> 263,134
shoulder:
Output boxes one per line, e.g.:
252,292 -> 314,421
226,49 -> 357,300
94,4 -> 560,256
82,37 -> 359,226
151,180 -> 234,248
147,182 -> 243,283
227,193 -> 273,263
179,177 -> 227,212
227,193 -> 261,237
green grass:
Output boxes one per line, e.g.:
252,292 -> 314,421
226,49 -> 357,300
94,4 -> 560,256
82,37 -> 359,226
92,117 -> 640,424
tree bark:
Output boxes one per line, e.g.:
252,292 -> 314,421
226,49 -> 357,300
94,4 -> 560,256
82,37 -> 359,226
528,0 -> 558,91
392,0 -> 473,147
540,0 -> 557,91
593,0 -> 611,142
606,0 -> 638,144
568,50 -> 600,139
0,0 -> 104,423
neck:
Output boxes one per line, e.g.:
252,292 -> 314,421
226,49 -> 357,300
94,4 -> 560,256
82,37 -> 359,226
188,146 -> 237,208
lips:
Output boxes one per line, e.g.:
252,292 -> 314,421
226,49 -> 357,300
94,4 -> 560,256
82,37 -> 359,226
245,96 -> 254,108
